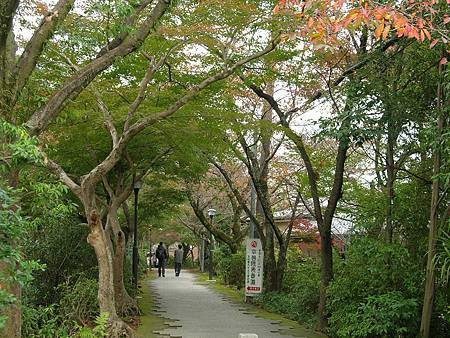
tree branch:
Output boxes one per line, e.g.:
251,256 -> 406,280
124,44 -> 182,131
43,154 -> 81,197
26,0 -> 172,136
97,0 -> 154,57
92,87 -> 119,146
0,0 -> 19,83
211,158 -> 266,243
12,0 -> 75,103
125,36 -> 280,139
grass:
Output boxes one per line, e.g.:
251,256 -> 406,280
135,270 -> 169,338
194,270 -> 328,338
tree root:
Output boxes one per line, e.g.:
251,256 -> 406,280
116,294 -> 141,317
108,316 -> 136,338
117,294 -> 140,317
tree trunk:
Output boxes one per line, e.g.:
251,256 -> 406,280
0,168 -> 21,338
108,206 -> 139,316
182,243 -> 190,262
0,262 -> 21,338
262,228 -> 277,292
86,208 -> 134,337
419,59 -> 445,338
275,246 -> 287,291
317,220 -> 333,329
258,85 -> 281,292
385,111 -> 395,243
113,230 -> 139,316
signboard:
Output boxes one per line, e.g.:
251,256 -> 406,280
245,238 -> 263,296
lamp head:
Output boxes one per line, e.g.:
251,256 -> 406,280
207,208 -> 216,217
134,179 -> 143,190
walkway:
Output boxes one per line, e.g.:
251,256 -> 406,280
143,269 -> 325,338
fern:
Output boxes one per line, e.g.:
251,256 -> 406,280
77,312 -> 109,338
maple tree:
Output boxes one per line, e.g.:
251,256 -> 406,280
276,0 -> 449,56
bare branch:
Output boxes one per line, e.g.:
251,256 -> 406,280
211,158 -> 266,243
93,87 -> 119,146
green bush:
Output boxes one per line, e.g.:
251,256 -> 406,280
328,237 -> 421,337
255,292 -> 299,319
254,247 -> 320,326
283,248 -> 321,322
58,276 -> 99,325
23,219 -> 97,306
215,247 -> 245,289
330,291 -> 418,337
76,312 -> 109,338
22,304 -> 71,338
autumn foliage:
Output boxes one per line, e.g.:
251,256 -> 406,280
276,0 -> 450,59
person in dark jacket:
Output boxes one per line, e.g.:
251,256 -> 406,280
156,242 -> 168,277
174,244 -> 184,277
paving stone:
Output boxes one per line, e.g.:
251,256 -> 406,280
149,269 -> 299,338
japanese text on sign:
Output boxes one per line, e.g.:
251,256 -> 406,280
245,238 -> 263,296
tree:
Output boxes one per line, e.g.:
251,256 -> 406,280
187,167 -> 249,254
420,54 -> 449,338
0,1 -> 173,335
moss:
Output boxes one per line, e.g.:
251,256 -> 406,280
136,272 -> 170,338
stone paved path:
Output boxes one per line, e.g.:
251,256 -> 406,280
146,269 -> 321,338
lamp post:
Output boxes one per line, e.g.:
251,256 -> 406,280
148,225 -> 152,270
207,208 -> 216,280
132,179 -> 143,289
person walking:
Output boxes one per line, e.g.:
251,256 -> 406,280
156,242 -> 168,277
174,244 -> 184,277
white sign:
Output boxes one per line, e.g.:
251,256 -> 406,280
245,238 -> 263,296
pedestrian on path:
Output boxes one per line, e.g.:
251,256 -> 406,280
174,244 -> 184,277
156,242 -> 168,277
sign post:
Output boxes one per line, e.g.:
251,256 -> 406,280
245,238 -> 263,296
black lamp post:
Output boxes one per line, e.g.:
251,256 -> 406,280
132,179 -> 143,289
207,208 -> 216,280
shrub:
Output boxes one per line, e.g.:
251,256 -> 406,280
215,247 -> 245,289
76,312 -> 109,338
22,304 -> 72,338
330,291 -> 418,337
58,276 -> 99,325
328,237 -> 421,337
254,247 -> 320,326
283,248 -> 321,322
255,292 -> 299,319
23,220 -> 97,306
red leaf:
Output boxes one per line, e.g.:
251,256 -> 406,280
375,23 -> 384,39
440,57 -> 448,65
36,1 -> 49,15
430,39 -> 438,48
444,16 -> 450,25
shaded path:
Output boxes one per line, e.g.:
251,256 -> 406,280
144,269 -> 324,338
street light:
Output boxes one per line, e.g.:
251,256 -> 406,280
207,208 -> 216,280
133,179 -> 143,289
